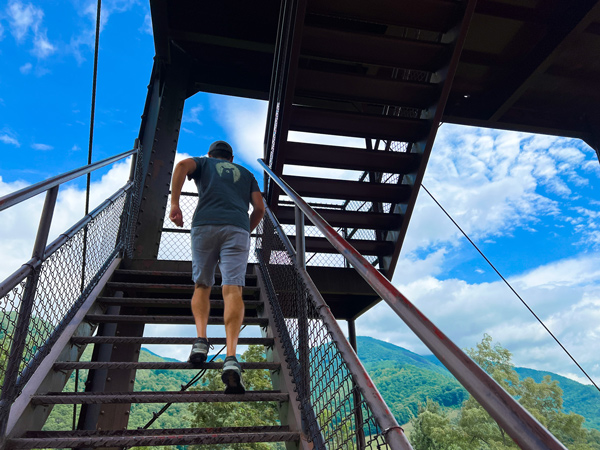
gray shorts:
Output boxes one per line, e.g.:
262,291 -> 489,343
190,224 -> 250,287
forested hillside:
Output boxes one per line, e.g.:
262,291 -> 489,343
356,336 -> 600,431
42,336 -> 599,435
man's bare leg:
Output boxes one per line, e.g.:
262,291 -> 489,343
222,285 -> 244,357
191,284 -> 211,338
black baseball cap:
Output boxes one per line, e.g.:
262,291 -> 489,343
208,140 -> 233,156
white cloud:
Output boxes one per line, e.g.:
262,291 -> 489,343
210,96 -> 267,170
0,159 -> 132,283
141,12 -> 152,35
400,125 -> 597,254
182,105 -> 203,125
6,1 -> 55,59
32,30 -> 55,58
7,0 -> 43,42
19,62 -> 32,74
31,142 -> 53,151
358,252 -> 600,383
354,127 -> 600,382
0,134 -> 20,147
70,0 -> 138,63
514,255 -> 600,289
0,22 -> 5,41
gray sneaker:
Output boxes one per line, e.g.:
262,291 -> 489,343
221,356 -> 245,394
188,337 -> 210,364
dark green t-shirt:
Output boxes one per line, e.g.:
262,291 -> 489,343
188,157 -> 260,232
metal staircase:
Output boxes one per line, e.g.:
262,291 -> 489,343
264,0 -> 477,280
2,0 -> 594,448
6,263 -> 304,448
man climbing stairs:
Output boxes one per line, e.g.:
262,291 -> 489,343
5,261 -> 306,449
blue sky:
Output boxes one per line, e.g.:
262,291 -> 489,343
1,1 -> 599,388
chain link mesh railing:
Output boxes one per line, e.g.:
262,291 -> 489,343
256,213 -> 392,450
158,191 -> 259,263
0,149 -> 143,434
0,191 -> 128,398
124,149 -> 145,258
0,280 -> 27,387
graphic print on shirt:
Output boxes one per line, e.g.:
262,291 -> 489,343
216,162 -> 241,183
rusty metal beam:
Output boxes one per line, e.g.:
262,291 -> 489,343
32,391 -> 288,405
277,205 -> 402,230
282,141 -> 421,173
484,0 -> 600,121
283,175 -> 412,203
307,0 -> 461,32
71,336 -> 273,345
302,26 -> 451,71
54,361 -> 280,370
85,315 -> 269,325
295,69 -> 440,108
289,106 -> 429,141
133,47 -> 189,259
8,427 -> 300,449
290,236 -> 393,256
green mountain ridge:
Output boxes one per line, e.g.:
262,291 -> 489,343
42,336 -> 599,433
140,336 -> 600,430
354,336 -> 600,430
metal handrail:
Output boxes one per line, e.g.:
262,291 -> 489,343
0,148 -> 136,212
262,205 -> 413,449
0,182 -> 133,299
0,148 -> 140,444
258,158 -> 568,450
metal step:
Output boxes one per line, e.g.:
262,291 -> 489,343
277,205 -> 402,231
97,297 -> 264,308
299,236 -> 394,256
85,315 -> 269,326
113,269 -> 258,282
71,336 -> 274,346
302,26 -> 450,71
289,105 -> 430,141
296,68 -> 440,109
306,0 -> 462,32
282,175 -> 412,203
54,361 -> 280,370
282,141 -> 421,173
104,282 -> 261,296
31,390 -> 288,405
9,426 -> 299,448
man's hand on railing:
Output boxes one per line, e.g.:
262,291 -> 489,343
169,204 -> 184,227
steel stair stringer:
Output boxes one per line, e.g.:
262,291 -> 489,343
381,0 -> 479,276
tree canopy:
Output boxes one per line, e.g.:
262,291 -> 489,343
409,334 -> 600,450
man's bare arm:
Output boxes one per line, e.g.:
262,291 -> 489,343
169,158 -> 197,227
249,191 -> 265,232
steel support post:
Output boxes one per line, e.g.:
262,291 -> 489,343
77,301 -> 121,433
295,205 -> 311,435
348,319 -> 366,449
133,48 -> 190,259
295,206 -> 305,269
0,186 -> 59,446
94,308 -> 146,440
